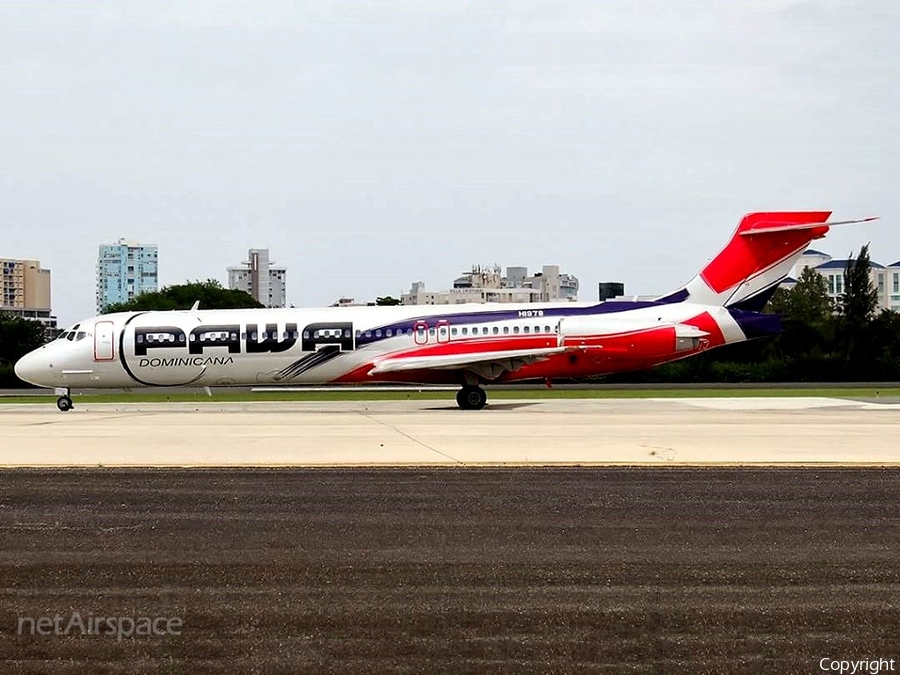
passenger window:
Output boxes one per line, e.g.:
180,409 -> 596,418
344,329 -> 351,338
365,330 -> 373,338
251,332 -> 258,340
136,335 -> 144,343
492,326 -> 499,335
534,326 -> 540,333
375,329 -> 382,337
544,325 -> 550,333
513,326 -> 520,334
179,334 -> 186,342
502,326 -> 509,334
451,327 -> 457,336
462,327 -> 468,335
524,326 -> 530,334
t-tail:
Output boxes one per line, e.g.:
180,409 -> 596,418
656,211 -> 878,311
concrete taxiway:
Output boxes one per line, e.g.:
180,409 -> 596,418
1,397 -> 898,466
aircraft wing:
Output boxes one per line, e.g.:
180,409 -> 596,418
369,346 -> 566,379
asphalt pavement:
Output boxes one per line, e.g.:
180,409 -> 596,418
1,468 -> 898,674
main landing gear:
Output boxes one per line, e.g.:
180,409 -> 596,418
456,385 -> 487,410
56,389 -> 74,412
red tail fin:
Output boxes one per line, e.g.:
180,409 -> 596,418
659,211 -> 876,308
700,211 -> 832,295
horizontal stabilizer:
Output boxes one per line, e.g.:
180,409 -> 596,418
739,216 -> 878,236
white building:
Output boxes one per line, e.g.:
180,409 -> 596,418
402,264 -> 578,306
789,249 -> 900,312
227,248 -> 287,308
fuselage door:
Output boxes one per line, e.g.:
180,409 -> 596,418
94,321 -> 115,361
414,321 -> 428,345
436,319 -> 450,344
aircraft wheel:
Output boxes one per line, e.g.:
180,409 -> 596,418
56,395 -> 74,412
457,385 -> 487,410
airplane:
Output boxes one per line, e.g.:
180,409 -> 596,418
15,211 -> 874,412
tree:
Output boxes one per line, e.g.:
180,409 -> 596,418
764,267 -> 835,362
103,280 -> 264,312
375,296 -> 402,306
0,312 -> 46,364
838,244 -> 879,325
0,312 -> 47,387
768,267 -> 833,325
836,244 -> 879,368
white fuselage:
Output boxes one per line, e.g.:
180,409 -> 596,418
15,300 -> 752,390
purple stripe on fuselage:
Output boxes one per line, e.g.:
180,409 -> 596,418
655,288 -> 690,304
354,301 -> 669,347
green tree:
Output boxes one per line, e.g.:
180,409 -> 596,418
836,244 -> 879,369
765,267 -> 835,363
375,296 -> 402,306
768,267 -> 833,325
0,312 -> 47,387
103,280 -> 264,312
838,245 -> 878,325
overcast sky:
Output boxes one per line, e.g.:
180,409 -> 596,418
2,0 -> 897,325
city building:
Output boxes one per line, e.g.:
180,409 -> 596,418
227,248 -> 286,308
0,257 -> 57,334
790,249 -> 900,312
402,264 -> 578,305
96,239 -> 158,312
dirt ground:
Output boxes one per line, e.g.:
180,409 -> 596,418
1,468 -> 898,674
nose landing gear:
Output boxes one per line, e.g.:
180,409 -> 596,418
56,389 -> 74,412
456,385 -> 487,410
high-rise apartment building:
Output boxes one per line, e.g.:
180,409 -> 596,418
227,249 -> 287,308
96,239 -> 158,312
0,258 -> 56,333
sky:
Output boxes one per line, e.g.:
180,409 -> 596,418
2,0 -> 898,326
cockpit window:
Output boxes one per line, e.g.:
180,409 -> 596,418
75,332 -> 87,341
66,332 -> 75,341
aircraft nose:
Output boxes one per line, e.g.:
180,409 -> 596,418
14,349 -> 48,387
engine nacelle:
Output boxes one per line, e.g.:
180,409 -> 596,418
559,316 -> 708,357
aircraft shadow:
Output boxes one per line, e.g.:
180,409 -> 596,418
423,402 -> 542,412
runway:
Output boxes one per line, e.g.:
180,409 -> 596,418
1,468 -> 899,674
1,397 -> 899,466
